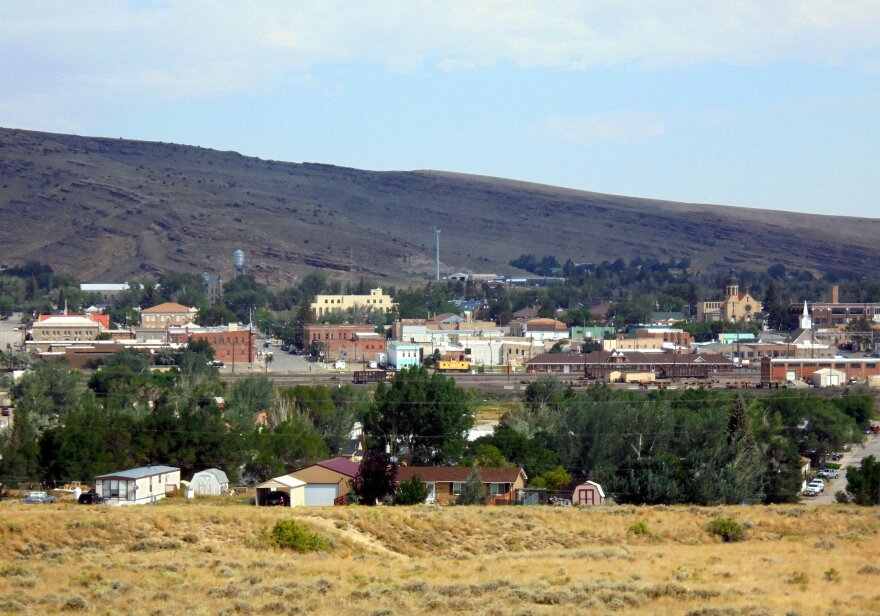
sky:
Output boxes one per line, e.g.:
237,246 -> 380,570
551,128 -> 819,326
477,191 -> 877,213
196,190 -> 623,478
1,1 -> 879,217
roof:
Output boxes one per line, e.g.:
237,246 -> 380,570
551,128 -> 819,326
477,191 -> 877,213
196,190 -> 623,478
255,475 -> 306,490
80,283 -> 130,292
192,468 -> 229,484
525,318 -> 568,331
35,315 -> 107,329
397,466 -> 526,483
575,480 -> 606,498
142,302 -> 195,314
316,457 -> 360,477
95,465 -> 179,480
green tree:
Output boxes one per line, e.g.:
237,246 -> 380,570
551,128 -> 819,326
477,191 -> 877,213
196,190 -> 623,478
529,466 -> 572,491
393,475 -> 428,505
196,305 -> 237,327
456,465 -> 487,505
842,455 -> 880,505
227,376 -> 276,433
363,366 -> 474,465
245,415 -> 329,482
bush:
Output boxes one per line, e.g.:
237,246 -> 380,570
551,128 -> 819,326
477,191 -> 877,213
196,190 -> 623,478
393,475 -> 429,505
457,465 -> 487,505
269,520 -> 331,553
705,517 -> 745,542
627,521 -> 652,537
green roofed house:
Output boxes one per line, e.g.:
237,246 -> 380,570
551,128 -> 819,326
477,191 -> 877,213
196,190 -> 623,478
94,465 -> 181,505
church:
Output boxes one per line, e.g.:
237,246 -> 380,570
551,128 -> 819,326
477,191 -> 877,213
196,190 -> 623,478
697,272 -> 762,323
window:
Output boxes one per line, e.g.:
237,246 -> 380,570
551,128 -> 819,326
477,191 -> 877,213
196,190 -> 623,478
452,482 -> 464,495
488,483 -> 507,496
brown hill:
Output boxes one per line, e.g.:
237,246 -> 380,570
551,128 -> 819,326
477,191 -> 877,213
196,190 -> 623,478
1,126 -> 878,286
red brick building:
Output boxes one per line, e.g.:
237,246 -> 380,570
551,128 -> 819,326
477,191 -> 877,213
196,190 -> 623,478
303,324 -> 386,362
760,356 -> 880,383
168,325 -> 255,365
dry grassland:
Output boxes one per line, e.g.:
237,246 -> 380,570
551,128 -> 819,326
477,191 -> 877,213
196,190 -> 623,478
0,499 -> 878,615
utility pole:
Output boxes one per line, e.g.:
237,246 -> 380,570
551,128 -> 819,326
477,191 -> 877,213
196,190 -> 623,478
435,228 -> 441,282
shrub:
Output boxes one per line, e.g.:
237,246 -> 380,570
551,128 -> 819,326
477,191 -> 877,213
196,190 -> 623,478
627,521 -> 652,537
393,475 -> 429,505
457,465 -> 487,505
705,517 -> 745,542
269,520 -> 330,553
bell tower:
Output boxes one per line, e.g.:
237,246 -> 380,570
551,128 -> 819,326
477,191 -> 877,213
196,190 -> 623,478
725,271 -> 739,298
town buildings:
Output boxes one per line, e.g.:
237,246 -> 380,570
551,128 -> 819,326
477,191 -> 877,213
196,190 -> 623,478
697,272 -> 762,323
167,323 -> 255,365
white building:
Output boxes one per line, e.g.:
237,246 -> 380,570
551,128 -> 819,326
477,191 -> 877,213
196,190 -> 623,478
190,468 -> 230,496
95,465 -> 181,505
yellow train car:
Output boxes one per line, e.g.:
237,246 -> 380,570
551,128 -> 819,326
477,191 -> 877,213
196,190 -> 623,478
438,360 -> 470,372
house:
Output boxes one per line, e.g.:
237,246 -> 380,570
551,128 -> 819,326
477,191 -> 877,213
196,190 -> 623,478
697,272 -> 762,323
396,466 -> 527,504
94,465 -> 181,505
510,318 -> 569,341
289,457 -> 360,505
310,288 -> 396,318
386,341 -> 421,370
571,480 -> 606,506
254,475 -> 306,507
190,468 -> 230,496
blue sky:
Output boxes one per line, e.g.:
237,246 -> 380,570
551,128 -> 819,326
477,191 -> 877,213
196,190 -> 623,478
1,1 -> 878,216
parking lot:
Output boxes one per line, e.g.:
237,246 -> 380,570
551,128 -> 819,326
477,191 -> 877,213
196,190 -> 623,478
803,431 -> 880,504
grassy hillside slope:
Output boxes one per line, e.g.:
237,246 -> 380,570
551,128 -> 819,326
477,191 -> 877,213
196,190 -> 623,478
0,501 -> 878,614
2,127 -> 880,285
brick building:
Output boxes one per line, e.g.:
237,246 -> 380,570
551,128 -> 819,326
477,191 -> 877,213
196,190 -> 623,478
168,324 -> 255,365
303,324 -> 386,362
760,356 -> 880,383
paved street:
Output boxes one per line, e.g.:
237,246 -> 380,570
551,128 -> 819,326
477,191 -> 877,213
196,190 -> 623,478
804,431 -> 880,504
0,313 -> 25,351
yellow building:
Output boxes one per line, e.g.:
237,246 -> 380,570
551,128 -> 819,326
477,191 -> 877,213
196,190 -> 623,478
310,288 -> 396,318
697,272 -> 762,323
31,315 -> 102,341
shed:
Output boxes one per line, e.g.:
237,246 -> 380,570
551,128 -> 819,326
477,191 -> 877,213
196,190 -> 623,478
812,368 -> 845,388
254,475 -> 306,507
95,465 -> 180,505
190,468 -> 230,496
571,480 -> 606,506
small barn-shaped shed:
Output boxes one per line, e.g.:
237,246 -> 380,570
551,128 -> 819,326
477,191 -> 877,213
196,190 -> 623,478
571,480 -> 606,506
190,468 -> 230,496
255,475 -> 306,507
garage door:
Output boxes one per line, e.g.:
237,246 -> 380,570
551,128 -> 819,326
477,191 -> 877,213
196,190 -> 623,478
304,483 -> 339,506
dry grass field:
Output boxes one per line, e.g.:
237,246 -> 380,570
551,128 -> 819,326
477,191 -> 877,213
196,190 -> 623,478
0,498 -> 878,615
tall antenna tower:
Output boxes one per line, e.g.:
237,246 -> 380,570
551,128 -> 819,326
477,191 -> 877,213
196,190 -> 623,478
435,228 -> 441,281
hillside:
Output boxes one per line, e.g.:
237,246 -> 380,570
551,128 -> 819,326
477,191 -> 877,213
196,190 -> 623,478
1,127 -> 879,286
1,501 -> 878,614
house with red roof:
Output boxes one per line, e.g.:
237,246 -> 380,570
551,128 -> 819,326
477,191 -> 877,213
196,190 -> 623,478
397,466 -> 527,504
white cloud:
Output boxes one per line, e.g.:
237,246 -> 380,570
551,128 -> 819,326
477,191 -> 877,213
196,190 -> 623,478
541,111 -> 666,144
2,1 -> 879,101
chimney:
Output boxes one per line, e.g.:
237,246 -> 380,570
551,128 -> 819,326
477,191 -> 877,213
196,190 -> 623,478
832,285 -> 839,304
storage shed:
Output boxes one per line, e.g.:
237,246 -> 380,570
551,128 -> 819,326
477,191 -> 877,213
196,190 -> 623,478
254,475 -> 306,507
812,368 -> 845,388
571,480 -> 606,506
190,468 -> 230,496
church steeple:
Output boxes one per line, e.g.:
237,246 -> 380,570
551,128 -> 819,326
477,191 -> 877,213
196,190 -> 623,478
800,300 -> 812,330
725,270 -> 739,298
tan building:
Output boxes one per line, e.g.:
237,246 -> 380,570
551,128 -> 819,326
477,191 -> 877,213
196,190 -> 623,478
289,457 -> 360,505
141,302 -> 198,328
697,272 -> 762,323
31,315 -> 103,342
311,288 -> 395,319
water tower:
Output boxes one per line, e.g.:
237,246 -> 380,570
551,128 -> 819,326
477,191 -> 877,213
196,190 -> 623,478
232,249 -> 246,277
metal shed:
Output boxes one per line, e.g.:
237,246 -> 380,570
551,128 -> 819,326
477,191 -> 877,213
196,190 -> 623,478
254,475 -> 306,507
190,468 -> 230,496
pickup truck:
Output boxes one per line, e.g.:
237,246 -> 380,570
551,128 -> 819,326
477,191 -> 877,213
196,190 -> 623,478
817,468 -> 840,479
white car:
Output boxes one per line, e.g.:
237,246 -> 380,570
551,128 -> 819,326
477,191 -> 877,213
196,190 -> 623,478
807,479 -> 825,493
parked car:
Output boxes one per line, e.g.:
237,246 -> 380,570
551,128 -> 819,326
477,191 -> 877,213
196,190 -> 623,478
807,479 -> 825,493
264,491 -> 288,506
802,488 -> 818,497
817,468 -> 840,479
78,490 -> 106,505
24,491 -> 55,504
209,360 -> 225,368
